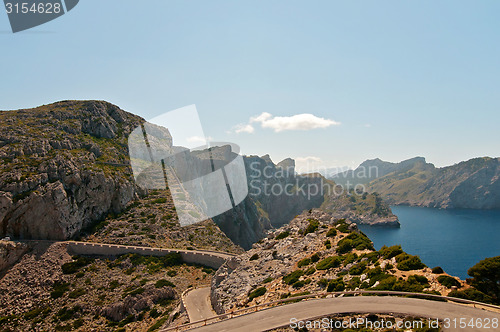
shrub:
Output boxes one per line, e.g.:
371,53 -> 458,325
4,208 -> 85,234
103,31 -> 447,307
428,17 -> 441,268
305,267 -> 316,275
407,274 -> 429,286
292,280 -> 305,289
379,245 -> 403,259
448,288 -> 492,304
283,270 -> 304,285
335,219 -> 350,233
467,256 -> 500,304
249,254 -> 259,261
327,278 -> 345,292
262,277 -> 273,283
310,253 -> 320,262
61,256 -> 94,274
337,232 -> 374,254
317,278 -> 329,288
167,270 -> 177,277
437,275 -> 461,289
324,239 -> 331,249
248,287 -> 267,300
147,317 -> 168,331
155,279 -> 175,288
326,228 -> 337,237
349,262 -> 367,275
431,266 -> 444,274
316,256 -> 341,270
304,219 -> 320,235
68,288 -> 86,299
342,253 -> 358,264
297,258 -> 311,268
275,231 -> 290,240
396,254 -> 426,271
51,281 -> 70,299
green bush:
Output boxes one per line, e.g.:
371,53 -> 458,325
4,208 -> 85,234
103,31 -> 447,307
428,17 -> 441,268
310,253 -> 320,262
327,278 -> 345,292
437,275 -> 461,288
304,219 -> 320,235
262,277 -> 273,283
407,275 -> 429,286
448,288 -> 492,304
467,256 -> 500,304
335,219 -> 350,233
316,256 -> 341,270
68,288 -> 86,299
379,245 -> 403,259
337,232 -> 374,254
349,262 -> 367,275
292,280 -> 305,289
305,267 -> 316,275
61,256 -> 94,274
275,231 -> 290,240
51,281 -> 70,299
283,270 -> 304,285
248,287 -> 267,300
297,258 -> 311,268
431,266 -> 444,274
324,239 -> 331,249
326,228 -> 337,237
341,253 -> 358,264
396,254 -> 426,271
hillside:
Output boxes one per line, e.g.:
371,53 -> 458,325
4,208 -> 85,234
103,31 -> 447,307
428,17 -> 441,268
364,157 -> 500,209
211,209 -> 465,313
0,101 -> 143,240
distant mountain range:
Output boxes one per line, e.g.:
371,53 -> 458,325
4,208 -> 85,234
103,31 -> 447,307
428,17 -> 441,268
332,156 -> 500,209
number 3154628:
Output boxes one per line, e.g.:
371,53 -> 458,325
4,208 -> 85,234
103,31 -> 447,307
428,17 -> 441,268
5,2 -> 62,14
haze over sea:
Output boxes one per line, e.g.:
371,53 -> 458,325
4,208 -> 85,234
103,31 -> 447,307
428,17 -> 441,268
358,206 -> 500,280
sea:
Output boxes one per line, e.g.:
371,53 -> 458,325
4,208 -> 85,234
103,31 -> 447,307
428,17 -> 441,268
358,206 -> 500,280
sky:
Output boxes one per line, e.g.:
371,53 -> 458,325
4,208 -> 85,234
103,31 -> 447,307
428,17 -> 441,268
1,0 -> 499,172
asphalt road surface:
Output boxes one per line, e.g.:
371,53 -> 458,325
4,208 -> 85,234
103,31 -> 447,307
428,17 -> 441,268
190,296 -> 500,332
184,287 -> 217,322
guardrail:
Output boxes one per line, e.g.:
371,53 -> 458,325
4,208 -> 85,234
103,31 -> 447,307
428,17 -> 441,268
160,290 -> 500,332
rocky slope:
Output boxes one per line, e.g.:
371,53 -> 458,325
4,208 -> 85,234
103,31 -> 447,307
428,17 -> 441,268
364,157 -> 500,209
211,209 -> 466,314
0,101 -> 144,240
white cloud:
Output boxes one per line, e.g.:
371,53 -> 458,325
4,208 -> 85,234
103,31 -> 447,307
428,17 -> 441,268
250,112 -> 340,132
228,123 -> 255,134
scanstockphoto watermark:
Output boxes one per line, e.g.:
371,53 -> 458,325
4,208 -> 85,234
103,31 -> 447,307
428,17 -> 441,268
289,317 -> 440,330
3,0 -> 79,33
248,162 -> 373,199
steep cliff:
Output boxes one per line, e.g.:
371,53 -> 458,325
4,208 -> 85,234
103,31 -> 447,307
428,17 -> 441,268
0,101 -> 143,240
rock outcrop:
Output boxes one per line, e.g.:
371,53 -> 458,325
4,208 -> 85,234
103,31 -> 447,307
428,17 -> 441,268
0,239 -> 28,272
0,100 -> 143,240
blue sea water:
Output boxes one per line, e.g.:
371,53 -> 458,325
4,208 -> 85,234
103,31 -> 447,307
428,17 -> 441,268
358,206 -> 500,280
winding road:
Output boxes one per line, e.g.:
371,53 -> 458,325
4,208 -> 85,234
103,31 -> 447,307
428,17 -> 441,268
188,296 -> 500,332
184,287 -> 217,322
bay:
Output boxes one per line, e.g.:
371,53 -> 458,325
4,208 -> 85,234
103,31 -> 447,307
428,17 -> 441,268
358,206 -> 500,280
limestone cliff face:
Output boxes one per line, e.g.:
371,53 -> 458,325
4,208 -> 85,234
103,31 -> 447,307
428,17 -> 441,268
0,101 -> 143,240
213,156 -> 325,249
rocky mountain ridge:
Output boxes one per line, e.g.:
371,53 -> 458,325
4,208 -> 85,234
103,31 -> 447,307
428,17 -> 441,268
364,157 -> 500,209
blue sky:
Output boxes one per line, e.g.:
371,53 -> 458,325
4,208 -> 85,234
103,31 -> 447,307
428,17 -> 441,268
1,0 -> 499,171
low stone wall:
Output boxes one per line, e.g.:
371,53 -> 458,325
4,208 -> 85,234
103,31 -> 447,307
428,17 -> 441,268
67,241 -> 231,269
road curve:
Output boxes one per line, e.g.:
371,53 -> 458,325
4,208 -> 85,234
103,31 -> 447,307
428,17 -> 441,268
190,296 -> 500,332
184,287 -> 217,322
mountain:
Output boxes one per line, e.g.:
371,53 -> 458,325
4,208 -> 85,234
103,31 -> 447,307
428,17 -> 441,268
362,157 -> 500,209
0,101 -> 144,240
330,157 -> 428,186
